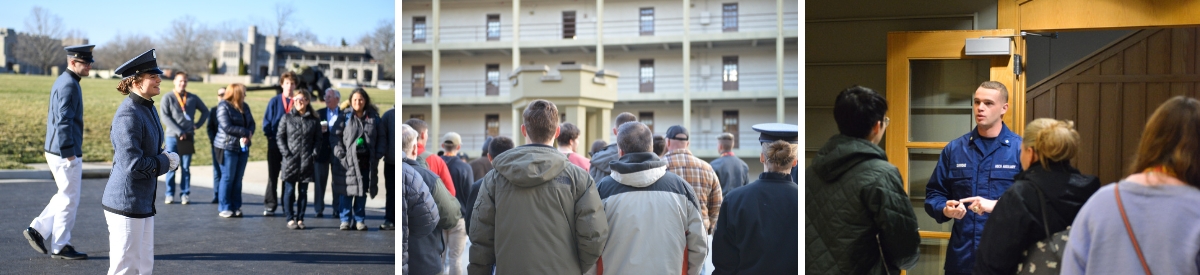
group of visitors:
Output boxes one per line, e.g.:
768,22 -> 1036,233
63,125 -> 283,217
403,99 -> 799,275
806,82 -> 1200,275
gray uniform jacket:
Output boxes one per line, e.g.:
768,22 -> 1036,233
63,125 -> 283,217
159,90 -> 209,138
44,70 -> 84,158
102,94 -> 170,218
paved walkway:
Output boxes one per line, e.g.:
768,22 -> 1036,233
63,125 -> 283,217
0,178 -> 394,273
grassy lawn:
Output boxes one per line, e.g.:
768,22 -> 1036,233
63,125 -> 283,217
0,74 -> 396,169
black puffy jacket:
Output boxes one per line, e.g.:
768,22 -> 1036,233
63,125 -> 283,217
277,106 -> 324,183
214,101 -> 255,152
403,160 -> 439,274
973,161 -> 1100,274
805,134 -> 921,275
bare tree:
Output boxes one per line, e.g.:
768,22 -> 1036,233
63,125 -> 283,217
213,19 -> 247,42
14,6 -> 65,75
94,33 -> 154,70
159,15 -> 216,76
274,2 -> 296,42
358,20 -> 395,80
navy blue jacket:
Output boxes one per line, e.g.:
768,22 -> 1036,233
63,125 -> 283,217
214,101 -> 256,152
102,94 -> 170,218
712,172 -> 799,274
382,108 -> 396,163
711,155 -> 750,196
924,123 -> 1023,274
441,155 -> 474,216
262,94 -> 290,140
403,160 -> 439,274
44,70 -> 84,157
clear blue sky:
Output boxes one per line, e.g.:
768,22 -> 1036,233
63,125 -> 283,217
0,0 -> 396,46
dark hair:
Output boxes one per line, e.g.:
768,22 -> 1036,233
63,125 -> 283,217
488,136 -> 516,158
833,85 -> 888,139
557,122 -> 580,146
481,136 -> 493,156
522,99 -> 560,144
590,139 -> 607,157
280,71 -> 297,87
652,134 -> 666,156
617,122 -> 652,154
1129,96 -> 1200,186
346,88 -> 377,114
405,118 -> 429,134
614,112 -> 637,130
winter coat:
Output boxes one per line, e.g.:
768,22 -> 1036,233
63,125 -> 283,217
441,155 -> 474,217
714,172 -> 800,275
595,152 -> 707,275
973,161 -> 1100,274
159,90 -> 209,138
924,123 -> 1023,274
403,161 -> 440,275
468,144 -> 609,275
102,94 -> 171,218
382,108 -> 396,163
206,106 -> 219,143
213,101 -> 255,152
804,134 -> 920,275
405,157 -> 461,275
44,70 -> 84,158
277,107 -> 324,183
469,157 -> 493,182
331,108 -> 385,197
589,144 -> 618,182
711,155 -> 750,196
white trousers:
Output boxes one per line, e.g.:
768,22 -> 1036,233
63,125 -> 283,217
29,152 -> 83,254
442,218 -> 467,275
105,211 -> 154,275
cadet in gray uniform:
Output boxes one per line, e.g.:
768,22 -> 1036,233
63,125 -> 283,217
24,44 -> 95,260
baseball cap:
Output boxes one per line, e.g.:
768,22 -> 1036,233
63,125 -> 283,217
665,125 -> 689,141
442,132 -> 462,147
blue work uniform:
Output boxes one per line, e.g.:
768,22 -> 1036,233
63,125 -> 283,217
924,123 -> 1023,274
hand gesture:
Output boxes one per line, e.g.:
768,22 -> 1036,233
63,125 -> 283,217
944,200 -> 968,220
960,196 -> 997,215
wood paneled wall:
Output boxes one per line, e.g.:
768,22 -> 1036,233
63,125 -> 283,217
1026,28 -> 1200,184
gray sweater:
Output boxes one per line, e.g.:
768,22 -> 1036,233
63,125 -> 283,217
102,94 -> 170,218
160,90 -> 209,138
1062,180 -> 1200,275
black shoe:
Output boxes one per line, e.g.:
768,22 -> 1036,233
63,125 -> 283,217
51,245 -> 87,260
316,212 -> 324,218
379,221 -> 395,230
263,210 -> 275,216
211,198 -> 219,203
22,227 -> 47,254
234,210 -> 243,217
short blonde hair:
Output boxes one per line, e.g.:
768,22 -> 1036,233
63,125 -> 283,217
1023,118 -> 1080,169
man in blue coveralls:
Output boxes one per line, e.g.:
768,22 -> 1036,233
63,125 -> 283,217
924,81 -> 1023,275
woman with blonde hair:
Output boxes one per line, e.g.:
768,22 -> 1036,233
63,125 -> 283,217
102,49 -> 179,274
214,83 -> 255,218
1062,96 -> 1200,274
969,118 -> 1100,274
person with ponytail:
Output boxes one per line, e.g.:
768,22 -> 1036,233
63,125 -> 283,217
970,118 -> 1100,274
102,49 -> 179,274
1061,96 -> 1200,275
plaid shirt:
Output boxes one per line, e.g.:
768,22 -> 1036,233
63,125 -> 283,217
663,148 -> 723,234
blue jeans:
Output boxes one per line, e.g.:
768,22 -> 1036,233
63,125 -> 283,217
338,195 -> 366,223
283,181 -> 309,221
218,149 -> 248,212
164,137 -> 193,197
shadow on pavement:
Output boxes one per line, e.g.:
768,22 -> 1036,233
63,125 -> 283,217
158,251 -> 393,265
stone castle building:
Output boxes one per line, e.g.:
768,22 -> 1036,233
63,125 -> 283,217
212,25 -> 383,87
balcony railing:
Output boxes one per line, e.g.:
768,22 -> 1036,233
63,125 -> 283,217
401,80 -> 512,98
616,71 -> 798,95
689,130 -> 768,153
402,11 -> 798,44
